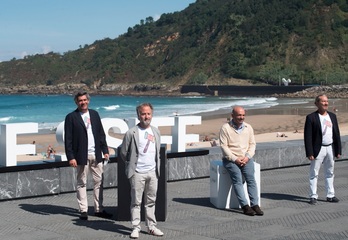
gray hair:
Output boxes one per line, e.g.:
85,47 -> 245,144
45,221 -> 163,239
315,94 -> 327,103
74,91 -> 90,103
136,103 -> 153,117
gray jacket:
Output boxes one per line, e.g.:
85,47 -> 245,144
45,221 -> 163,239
119,125 -> 161,179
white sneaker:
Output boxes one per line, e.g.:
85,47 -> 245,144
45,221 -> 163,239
148,226 -> 164,236
130,228 -> 140,239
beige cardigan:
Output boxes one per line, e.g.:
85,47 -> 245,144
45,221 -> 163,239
219,122 -> 256,162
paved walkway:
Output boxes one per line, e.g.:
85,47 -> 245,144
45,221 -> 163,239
1,160 -> 347,240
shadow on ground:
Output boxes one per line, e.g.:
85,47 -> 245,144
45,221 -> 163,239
261,193 -> 309,203
19,203 -> 129,235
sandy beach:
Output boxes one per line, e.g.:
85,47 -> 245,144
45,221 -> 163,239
16,98 -> 348,162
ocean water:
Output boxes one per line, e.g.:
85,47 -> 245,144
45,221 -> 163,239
0,94 -> 308,131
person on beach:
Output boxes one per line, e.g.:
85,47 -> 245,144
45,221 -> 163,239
219,106 -> 263,216
46,145 -> 56,158
304,94 -> 341,205
64,91 -> 112,220
119,103 -> 164,239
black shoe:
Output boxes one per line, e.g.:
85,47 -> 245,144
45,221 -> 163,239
79,212 -> 88,220
95,210 -> 113,219
252,205 -> 264,216
309,198 -> 317,205
327,196 -> 339,203
242,205 -> 255,216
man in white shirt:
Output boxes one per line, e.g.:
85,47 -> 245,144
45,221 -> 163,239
304,94 -> 342,205
120,103 -> 164,239
64,91 -> 111,220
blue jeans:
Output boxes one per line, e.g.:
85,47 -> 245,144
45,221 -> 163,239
223,158 -> 259,207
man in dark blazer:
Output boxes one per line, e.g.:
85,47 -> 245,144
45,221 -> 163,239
304,94 -> 341,205
64,91 -> 112,220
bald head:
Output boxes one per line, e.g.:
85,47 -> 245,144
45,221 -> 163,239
231,106 -> 246,127
232,106 -> 245,114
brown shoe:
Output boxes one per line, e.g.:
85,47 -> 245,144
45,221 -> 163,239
242,205 -> 255,216
252,205 -> 264,216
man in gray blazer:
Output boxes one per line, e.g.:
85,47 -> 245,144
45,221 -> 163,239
65,91 -> 111,220
119,103 -> 163,239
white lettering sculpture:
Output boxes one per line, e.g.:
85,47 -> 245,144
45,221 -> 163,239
0,116 -> 201,167
0,123 -> 38,167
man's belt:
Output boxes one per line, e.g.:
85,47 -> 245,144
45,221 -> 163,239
322,144 -> 332,147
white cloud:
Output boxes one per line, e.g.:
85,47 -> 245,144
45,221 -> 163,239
42,45 -> 51,54
154,14 -> 161,21
20,51 -> 28,59
13,46 -> 51,60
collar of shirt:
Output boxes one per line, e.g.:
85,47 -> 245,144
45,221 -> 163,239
231,120 -> 245,133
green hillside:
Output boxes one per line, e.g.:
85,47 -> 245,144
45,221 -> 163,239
0,0 -> 347,93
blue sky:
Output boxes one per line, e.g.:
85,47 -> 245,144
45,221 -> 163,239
0,0 -> 195,62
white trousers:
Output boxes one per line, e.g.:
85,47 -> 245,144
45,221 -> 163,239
76,155 -> 104,213
130,170 -> 158,230
309,145 -> 335,199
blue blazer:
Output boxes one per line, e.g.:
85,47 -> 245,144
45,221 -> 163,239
304,111 -> 341,158
64,109 -> 109,165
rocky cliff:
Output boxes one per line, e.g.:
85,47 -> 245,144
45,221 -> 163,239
274,85 -> 348,98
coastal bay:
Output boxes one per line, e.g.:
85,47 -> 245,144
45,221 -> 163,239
16,98 -> 348,162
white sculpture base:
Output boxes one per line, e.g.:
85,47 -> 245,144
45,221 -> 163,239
210,160 -> 261,209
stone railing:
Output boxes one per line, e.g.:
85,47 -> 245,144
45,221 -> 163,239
0,137 -> 347,201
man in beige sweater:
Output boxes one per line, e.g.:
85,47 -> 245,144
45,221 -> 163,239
219,106 -> 263,216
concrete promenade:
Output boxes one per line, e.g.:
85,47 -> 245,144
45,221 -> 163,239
0,160 -> 347,240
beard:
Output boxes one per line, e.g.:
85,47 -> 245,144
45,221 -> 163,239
141,119 -> 151,127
